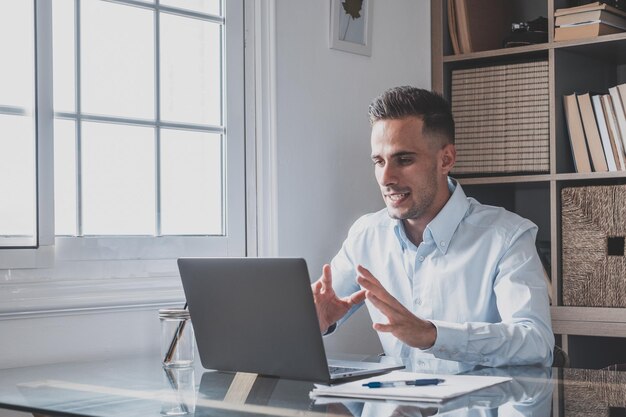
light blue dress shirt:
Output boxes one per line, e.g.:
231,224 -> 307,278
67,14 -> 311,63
330,178 -> 554,367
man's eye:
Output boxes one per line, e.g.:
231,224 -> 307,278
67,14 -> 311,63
373,160 -> 384,166
398,158 -> 413,165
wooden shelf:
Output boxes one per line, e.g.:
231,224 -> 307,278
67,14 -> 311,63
556,171 -> 626,181
443,43 -> 550,63
433,0 -> 626,364
552,307 -> 626,337
457,174 -> 551,185
443,34 -> 626,65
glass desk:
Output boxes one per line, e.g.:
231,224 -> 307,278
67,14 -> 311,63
0,354 -> 624,416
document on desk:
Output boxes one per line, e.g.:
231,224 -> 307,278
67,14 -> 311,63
310,370 -> 511,403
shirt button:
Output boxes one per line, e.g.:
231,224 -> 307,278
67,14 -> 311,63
440,241 -> 446,247
416,298 -> 422,305
418,256 -> 424,262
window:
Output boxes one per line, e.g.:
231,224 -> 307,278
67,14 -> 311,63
0,1 -> 38,247
0,0 -> 246,268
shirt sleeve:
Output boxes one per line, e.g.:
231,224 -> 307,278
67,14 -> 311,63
422,222 -> 554,367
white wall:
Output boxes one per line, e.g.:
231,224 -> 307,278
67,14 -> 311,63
274,0 -> 431,354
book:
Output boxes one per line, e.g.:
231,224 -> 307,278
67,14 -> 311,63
454,0 -> 471,53
555,9 -> 626,28
601,93 -> 626,170
592,94 -> 618,171
577,93 -> 608,172
563,93 -> 592,173
554,22 -> 624,41
447,0 -> 461,54
609,86 -> 626,157
452,0 -> 510,53
555,1 -> 626,18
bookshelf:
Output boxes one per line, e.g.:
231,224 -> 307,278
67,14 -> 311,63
432,0 -> 626,368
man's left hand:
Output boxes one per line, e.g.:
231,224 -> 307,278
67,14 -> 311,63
357,265 -> 437,350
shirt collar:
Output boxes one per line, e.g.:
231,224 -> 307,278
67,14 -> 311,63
393,177 -> 470,254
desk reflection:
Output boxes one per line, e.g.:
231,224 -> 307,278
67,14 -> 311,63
193,361 -> 553,417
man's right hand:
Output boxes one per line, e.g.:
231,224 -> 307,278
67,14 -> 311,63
311,264 -> 366,333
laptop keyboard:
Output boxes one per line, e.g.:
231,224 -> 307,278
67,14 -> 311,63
328,365 -> 365,375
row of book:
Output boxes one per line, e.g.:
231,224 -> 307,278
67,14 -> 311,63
451,61 -> 550,174
555,1 -> 626,42
563,84 -> 626,173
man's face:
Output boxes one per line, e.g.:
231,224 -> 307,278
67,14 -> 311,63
370,116 -> 451,221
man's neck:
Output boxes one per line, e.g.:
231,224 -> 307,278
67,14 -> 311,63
402,218 -> 428,246
402,187 -> 453,246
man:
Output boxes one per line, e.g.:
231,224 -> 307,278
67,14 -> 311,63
312,86 -> 554,367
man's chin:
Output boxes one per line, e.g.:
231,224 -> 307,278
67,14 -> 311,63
386,206 -> 420,220
386,207 -> 407,220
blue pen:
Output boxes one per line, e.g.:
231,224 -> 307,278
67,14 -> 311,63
362,378 -> 445,388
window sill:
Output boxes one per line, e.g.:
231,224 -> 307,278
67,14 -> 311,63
0,274 -> 185,320
0,245 -> 54,269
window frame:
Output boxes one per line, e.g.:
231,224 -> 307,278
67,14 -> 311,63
0,0 -> 54,268
0,0 -> 246,269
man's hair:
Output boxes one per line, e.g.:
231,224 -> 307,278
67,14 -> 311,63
368,86 -> 455,144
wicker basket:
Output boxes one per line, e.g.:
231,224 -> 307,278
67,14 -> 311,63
561,185 -> 626,307
563,369 -> 626,417
451,60 -> 550,175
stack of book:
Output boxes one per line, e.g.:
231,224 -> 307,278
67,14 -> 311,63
554,1 -> 626,42
450,60 -> 550,175
563,84 -> 626,173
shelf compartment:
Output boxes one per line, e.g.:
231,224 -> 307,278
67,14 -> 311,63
565,334 -> 626,369
554,48 -> 626,174
554,33 -> 626,65
440,0 -> 548,60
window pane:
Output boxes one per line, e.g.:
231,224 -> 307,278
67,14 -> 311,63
81,0 -> 154,119
52,0 -> 75,113
160,130 -> 222,235
160,13 -> 221,126
160,0 -> 220,16
82,122 -> 156,235
0,115 -> 36,237
0,0 -> 34,109
54,119 -> 77,236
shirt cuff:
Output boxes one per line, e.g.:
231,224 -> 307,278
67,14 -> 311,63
322,322 -> 337,336
421,320 -> 469,358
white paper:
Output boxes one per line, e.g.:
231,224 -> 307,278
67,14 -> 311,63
310,370 -> 511,403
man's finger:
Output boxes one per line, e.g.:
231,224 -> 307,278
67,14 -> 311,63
345,288 -> 366,305
366,291 -> 402,318
357,273 -> 401,308
311,279 -> 323,294
321,264 -> 332,290
357,275 -> 392,299
373,322 -> 393,332
357,265 -> 381,285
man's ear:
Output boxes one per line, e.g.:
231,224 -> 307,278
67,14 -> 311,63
440,144 -> 456,174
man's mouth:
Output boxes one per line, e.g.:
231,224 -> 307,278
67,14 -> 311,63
386,192 -> 410,204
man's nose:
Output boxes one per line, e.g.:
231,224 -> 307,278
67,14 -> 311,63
379,163 -> 397,186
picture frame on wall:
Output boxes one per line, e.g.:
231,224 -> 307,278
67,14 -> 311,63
329,0 -> 373,56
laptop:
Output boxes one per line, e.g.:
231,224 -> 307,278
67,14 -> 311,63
177,257 -> 404,383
